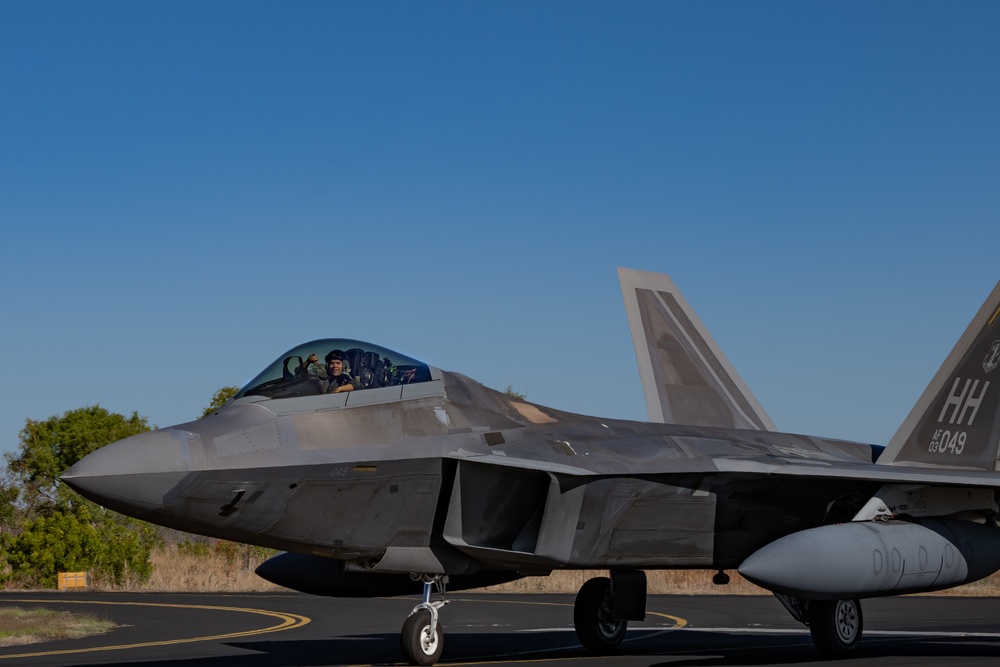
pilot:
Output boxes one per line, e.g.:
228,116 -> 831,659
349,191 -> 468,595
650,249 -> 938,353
298,353 -> 329,392
325,350 -> 357,393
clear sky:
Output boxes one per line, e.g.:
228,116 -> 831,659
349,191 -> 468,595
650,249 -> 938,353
1,1 -> 998,456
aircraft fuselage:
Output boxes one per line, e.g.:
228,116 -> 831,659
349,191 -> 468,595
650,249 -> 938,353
66,369 -> 882,573
60,270 -> 1000,665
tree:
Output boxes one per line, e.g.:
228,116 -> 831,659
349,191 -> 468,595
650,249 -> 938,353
7,406 -> 150,501
201,386 -> 239,418
2,505 -> 155,587
503,384 -> 526,400
1,406 -> 157,587
2,388 -> 251,588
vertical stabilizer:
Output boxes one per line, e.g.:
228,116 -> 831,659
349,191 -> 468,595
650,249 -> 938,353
617,268 -> 776,430
879,279 -> 1000,470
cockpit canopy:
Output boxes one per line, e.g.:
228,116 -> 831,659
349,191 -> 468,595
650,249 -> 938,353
234,339 -> 433,400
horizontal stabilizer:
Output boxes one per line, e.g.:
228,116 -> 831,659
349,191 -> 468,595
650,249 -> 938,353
618,268 -> 775,431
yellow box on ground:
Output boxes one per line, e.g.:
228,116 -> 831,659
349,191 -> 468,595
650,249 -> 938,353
57,571 -> 87,590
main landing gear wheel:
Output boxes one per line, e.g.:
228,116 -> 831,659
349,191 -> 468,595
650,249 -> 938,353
809,598 -> 863,657
401,608 -> 443,666
401,575 -> 449,666
573,576 -> 627,652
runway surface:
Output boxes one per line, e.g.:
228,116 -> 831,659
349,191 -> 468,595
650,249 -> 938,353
1,592 -> 998,666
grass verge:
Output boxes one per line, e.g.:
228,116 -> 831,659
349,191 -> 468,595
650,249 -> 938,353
0,607 -> 118,646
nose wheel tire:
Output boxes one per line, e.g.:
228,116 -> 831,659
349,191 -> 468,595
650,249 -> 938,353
401,609 -> 443,666
809,598 -> 863,657
573,576 -> 628,652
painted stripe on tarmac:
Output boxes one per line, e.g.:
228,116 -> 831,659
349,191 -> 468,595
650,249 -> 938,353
0,599 -> 311,660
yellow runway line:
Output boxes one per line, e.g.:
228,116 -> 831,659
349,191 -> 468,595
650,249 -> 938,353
0,598 -> 310,660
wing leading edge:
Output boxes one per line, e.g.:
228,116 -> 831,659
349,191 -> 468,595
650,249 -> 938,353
617,268 -> 776,431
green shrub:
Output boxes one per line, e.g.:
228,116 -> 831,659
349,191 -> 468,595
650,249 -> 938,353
1,505 -> 156,587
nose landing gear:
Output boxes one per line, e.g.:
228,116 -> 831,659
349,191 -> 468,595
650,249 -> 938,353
401,575 -> 449,666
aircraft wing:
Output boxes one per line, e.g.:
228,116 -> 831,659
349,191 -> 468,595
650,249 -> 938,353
446,434 -> 1000,487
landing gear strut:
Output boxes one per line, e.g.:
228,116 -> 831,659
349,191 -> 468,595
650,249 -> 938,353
401,575 -> 449,666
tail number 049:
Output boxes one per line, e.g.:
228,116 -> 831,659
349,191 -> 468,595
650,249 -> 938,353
928,429 -> 967,455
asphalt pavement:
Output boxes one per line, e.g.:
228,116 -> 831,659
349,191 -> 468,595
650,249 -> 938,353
0,592 -> 998,666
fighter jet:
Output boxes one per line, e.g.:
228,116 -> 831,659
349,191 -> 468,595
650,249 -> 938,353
63,268 -> 1000,665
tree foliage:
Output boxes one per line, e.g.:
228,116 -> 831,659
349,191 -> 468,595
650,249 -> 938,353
201,386 -> 239,418
1,505 -> 156,587
503,384 -> 526,400
1,406 -> 156,587
8,406 -> 150,494
1,389 -> 245,589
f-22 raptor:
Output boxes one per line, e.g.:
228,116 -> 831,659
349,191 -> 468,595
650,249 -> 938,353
63,268 -> 1000,665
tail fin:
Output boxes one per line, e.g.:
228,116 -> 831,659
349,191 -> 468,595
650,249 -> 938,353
879,279 -> 1000,469
617,267 -> 776,430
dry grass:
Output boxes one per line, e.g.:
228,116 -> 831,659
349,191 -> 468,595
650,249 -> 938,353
0,607 -> 118,646
142,544 -> 281,592
137,544 -> 1000,596
920,574 -> 1000,597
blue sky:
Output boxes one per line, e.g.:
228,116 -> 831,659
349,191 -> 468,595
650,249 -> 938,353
1,1 -> 998,456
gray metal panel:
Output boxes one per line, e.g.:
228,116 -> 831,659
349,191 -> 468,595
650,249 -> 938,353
345,385 -> 403,407
445,451 -> 595,476
401,379 -> 445,400
717,459 -> 1000,487
267,393 -> 348,415
534,475 -> 586,564
229,395 -> 271,406
213,419 -> 282,458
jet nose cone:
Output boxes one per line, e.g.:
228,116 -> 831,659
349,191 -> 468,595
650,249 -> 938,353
61,429 -> 193,518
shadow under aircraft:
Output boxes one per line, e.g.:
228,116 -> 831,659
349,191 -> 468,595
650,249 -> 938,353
64,268 -> 1000,665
